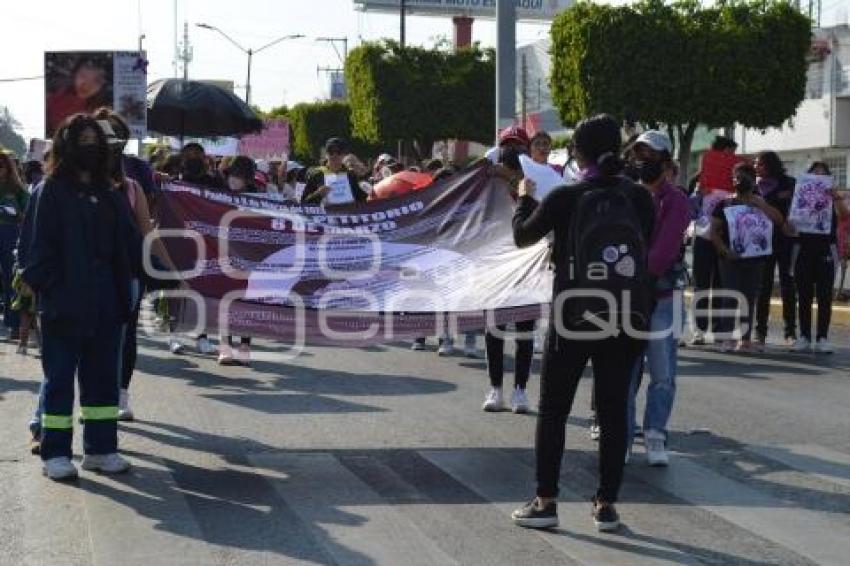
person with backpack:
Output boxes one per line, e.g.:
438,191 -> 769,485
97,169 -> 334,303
510,115 -> 655,532
790,162 -> 849,353
625,131 -> 691,466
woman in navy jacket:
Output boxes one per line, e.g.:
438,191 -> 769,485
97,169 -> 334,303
22,113 -> 140,481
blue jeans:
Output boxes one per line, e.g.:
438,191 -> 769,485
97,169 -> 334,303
628,295 -> 684,446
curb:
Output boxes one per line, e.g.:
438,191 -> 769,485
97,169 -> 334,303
684,291 -> 850,328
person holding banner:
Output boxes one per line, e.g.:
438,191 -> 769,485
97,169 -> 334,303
510,114 -> 655,532
302,138 -> 368,207
789,162 -> 849,353
711,163 -> 789,352
22,114 -> 139,480
754,151 -> 797,346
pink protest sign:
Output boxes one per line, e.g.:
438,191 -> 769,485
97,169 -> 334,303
237,119 -> 290,160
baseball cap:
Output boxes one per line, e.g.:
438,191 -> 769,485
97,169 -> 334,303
286,160 -> 304,171
255,159 -> 270,174
498,126 -> 530,147
634,130 -> 672,154
376,153 -> 394,165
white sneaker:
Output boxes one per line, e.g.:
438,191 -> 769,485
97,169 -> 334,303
482,388 -> 504,412
217,344 -> 236,365
410,340 -> 425,351
589,423 -> 600,441
43,457 -> 78,481
118,389 -> 134,422
511,387 -> 530,414
81,453 -> 131,474
437,342 -> 454,357
791,337 -> 812,352
169,338 -> 185,354
196,336 -> 216,355
691,330 -> 706,346
645,430 -> 669,467
814,338 -> 834,354
463,343 -> 479,358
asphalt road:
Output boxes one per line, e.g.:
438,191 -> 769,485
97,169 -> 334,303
1,321 -> 849,565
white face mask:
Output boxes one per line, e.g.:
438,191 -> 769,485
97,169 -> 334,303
228,176 -> 247,193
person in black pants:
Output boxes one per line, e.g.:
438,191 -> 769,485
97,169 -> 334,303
791,161 -> 850,353
754,151 -> 797,345
509,115 -> 655,532
691,235 -> 722,341
711,163 -> 788,351
482,320 -> 535,413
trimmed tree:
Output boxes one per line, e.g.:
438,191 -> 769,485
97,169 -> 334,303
550,0 -> 811,179
346,40 -> 495,161
287,100 -> 387,165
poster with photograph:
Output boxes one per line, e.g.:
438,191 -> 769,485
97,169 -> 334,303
45,51 -> 147,138
789,174 -> 834,235
724,204 -> 773,258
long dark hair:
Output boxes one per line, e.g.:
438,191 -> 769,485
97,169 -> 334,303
756,151 -> 785,179
0,151 -> 25,194
572,114 -> 624,176
46,113 -> 111,188
93,106 -> 129,186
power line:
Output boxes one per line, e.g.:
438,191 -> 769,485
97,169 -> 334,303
0,75 -> 44,83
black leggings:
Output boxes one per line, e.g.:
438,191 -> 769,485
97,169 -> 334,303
718,259 -> 764,341
536,329 -> 642,502
485,320 -> 535,389
756,238 -> 797,339
692,237 -> 722,333
794,243 -> 837,340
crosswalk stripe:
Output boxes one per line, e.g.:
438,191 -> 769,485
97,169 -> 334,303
249,452 -> 459,566
420,448 -> 698,566
747,444 -> 850,490
629,453 -> 850,566
79,456 -> 217,565
339,451 -> 578,566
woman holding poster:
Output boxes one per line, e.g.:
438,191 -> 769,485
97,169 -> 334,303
789,162 -> 850,353
711,163 -> 788,352
301,138 -> 368,207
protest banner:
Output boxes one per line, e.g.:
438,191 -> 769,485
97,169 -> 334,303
168,136 -> 239,156
694,190 -> 731,239
45,51 -> 147,138
724,205 -> 773,258
237,119 -> 290,160
789,174 -> 834,235
157,163 -> 551,344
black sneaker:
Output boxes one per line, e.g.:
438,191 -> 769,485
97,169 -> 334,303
512,499 -> 558,529
592,497 -> 620,532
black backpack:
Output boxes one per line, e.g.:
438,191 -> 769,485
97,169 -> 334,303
565,183 -> 651,331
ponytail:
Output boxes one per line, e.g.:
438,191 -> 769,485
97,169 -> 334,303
596,151 -> 624,177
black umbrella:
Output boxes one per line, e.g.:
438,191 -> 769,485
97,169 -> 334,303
146,78 -> 263,138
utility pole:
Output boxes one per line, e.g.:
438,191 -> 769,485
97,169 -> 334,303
177,21 -> 193,80
400,0 -> 406,48
521,53 -> 528,128
496,0 -> 517,136
316,37 -> 349,100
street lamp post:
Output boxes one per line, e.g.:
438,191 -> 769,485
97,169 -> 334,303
196,23 -> 303,105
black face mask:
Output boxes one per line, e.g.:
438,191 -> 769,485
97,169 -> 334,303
634,159 -> 665,184
72,145 -> 102,172
183,157 -> 206,177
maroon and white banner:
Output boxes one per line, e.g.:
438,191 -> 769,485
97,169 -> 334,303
157,163 -> 551,345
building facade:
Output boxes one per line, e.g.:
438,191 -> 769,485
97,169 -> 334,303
735,24 -> 850,188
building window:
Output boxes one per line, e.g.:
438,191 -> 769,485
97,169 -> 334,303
822,155 -> 848,189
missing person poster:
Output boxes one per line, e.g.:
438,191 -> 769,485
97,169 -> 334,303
45,51 -> 148,138
789,174 -> 834,235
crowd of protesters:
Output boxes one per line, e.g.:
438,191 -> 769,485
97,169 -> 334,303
1,109 -> 849,534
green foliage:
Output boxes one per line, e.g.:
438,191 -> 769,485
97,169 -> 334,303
551,135 -> 572,150
286,101 -> 387,165
550,0 -> 811,131
0,107 -> 26,157
345,40 -> 495,153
